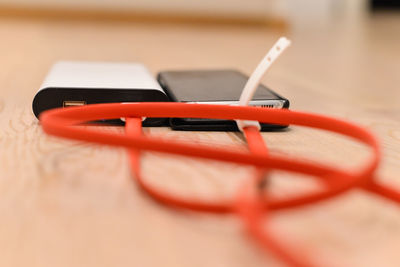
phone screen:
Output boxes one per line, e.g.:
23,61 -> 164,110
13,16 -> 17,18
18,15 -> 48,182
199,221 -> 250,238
158,70 -> 286,103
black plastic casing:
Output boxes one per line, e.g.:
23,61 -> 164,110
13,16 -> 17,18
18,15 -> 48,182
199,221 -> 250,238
157,70 -> 290,131
32,87 -> 169,126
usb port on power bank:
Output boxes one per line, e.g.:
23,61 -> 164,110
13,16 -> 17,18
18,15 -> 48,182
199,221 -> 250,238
63,101 -> 86,107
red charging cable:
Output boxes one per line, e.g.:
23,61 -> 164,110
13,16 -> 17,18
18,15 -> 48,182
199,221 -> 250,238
39,101 -> 400,267
39,37 -> 400,267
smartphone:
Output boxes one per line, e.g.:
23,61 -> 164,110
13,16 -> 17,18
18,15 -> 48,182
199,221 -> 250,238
157,70 -> 290,131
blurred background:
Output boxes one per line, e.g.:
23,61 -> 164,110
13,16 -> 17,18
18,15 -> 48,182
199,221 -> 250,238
0,0 -> 398,26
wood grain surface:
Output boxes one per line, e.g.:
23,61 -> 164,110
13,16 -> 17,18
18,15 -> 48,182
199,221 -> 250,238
0,14 -> 399,267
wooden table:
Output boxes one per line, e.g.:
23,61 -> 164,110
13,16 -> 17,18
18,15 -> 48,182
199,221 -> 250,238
0,14 -> 399,267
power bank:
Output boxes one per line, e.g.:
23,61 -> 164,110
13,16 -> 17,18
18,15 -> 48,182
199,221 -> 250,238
32,61 -> 169,125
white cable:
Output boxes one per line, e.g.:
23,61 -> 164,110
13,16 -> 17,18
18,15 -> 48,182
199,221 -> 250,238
236,37 -> 291,132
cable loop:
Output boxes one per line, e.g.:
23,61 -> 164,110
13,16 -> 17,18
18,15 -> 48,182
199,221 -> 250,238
38,101 -> 398,267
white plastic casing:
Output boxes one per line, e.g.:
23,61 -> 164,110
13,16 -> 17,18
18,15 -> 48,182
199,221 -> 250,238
39,61 -> 164,92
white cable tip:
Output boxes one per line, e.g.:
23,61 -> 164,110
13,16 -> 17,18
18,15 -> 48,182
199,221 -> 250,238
236,37 -> 291,132
236,119 -> 261,132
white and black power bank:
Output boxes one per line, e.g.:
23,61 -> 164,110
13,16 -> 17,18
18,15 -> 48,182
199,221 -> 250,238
32,61 -> 169,125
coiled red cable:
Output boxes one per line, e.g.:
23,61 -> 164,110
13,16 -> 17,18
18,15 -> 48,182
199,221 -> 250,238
40,102 -> 400,267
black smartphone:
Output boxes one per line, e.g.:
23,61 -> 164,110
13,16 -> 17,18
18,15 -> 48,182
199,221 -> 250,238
157,70 -> 290,131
